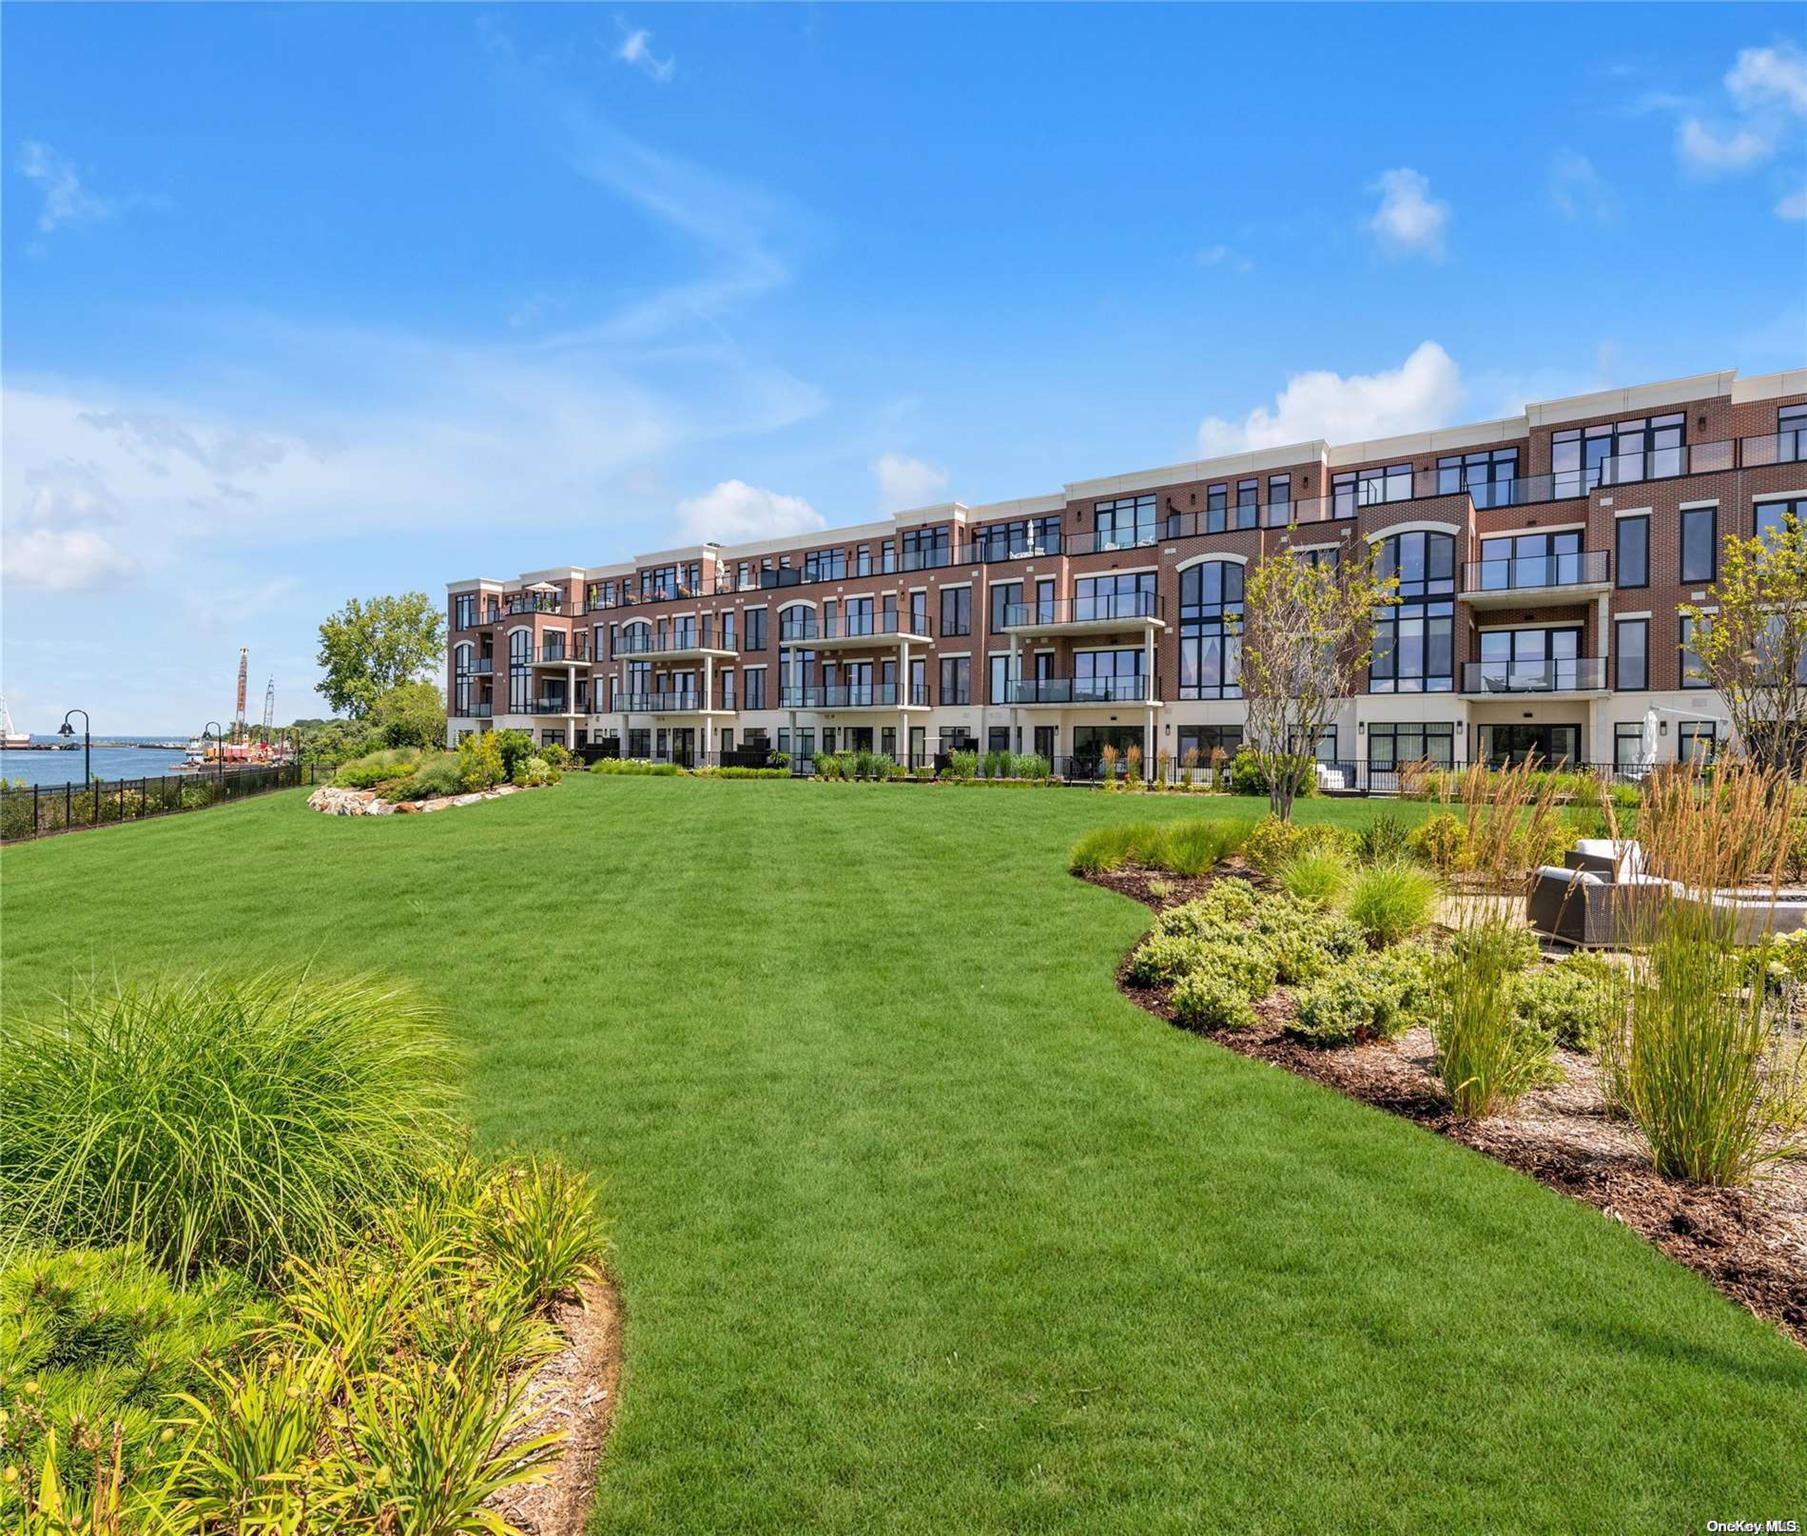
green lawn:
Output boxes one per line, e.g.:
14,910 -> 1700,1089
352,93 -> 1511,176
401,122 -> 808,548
3,778 -> 1803,1533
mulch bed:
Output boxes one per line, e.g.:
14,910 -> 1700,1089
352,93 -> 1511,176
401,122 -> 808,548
486,1276 -> 624,1536
1093,868 -> 1807,1349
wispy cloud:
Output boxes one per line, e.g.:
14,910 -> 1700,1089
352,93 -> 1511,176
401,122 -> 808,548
614,22 -> 675,84
1197,341 -> 1464,455
1549,150 -> 1618,223
872,453 -> 948,512
1660,41 -> 1807,212
1677,116 -> 1773,174
675,479 -> 821,542
16,141 -> 112,233
1778,187 -> 1807,221
1726,42 -> 1807,115
1365,168 -> 1449,261
1196,243 -> 1253,273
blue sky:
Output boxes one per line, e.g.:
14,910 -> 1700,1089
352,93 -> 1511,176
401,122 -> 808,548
4,3 -> 1804,732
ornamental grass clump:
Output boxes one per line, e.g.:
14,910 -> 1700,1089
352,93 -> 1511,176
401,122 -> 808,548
1345,862 -> 1437,948
0,972 -> 460,1282
1605,762 -> 1807,1185
1277,847 -> 1349,908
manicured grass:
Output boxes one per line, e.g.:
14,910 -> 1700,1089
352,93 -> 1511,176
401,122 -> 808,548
3,779 -> 1803,1532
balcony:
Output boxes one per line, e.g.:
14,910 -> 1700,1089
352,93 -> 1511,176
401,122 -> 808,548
615,623 -> 736,659
1460,659 -> 1608,697
778,683 -> 931,710
463,701 -> 493,719
524,697 -> 581,715
777,612 -> 934,649
1459,550 -> 1610,608
1000,593 -> 1163,635
505,591 -> 564,616
532,640 -> 592,666
1005,676 -> 1158,706
457,657 -> 493,676
620,690 -> 728,714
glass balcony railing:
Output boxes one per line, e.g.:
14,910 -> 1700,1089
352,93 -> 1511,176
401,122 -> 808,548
777,684 -> 930,709
1004,676 -> 1155,705
1461,550 -> 1610,594
1460,658 -> 1606,694
1001,593 -> 1160,627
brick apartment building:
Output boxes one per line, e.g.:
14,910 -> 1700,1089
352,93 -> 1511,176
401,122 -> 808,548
446,366 -> 1807,786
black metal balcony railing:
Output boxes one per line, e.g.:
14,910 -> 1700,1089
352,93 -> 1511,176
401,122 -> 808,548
1002,593 -> 1160,627
505,592 -> 564,615
621,690 -> 710,712
1005,675 -> 1155,705
467,701 -> 493,719
525,697 -> 577,714
778,611 -> 932,644
1461,550 -> 1610,594
778,683 -> 931,709
537,638 -> 592,664
615,622 -> 733,656
1460,658 -> 1607,694
457,657 -> 493,676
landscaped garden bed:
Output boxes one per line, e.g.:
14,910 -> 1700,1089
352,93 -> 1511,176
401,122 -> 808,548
1080,769 -> 1807,1347
310,732 -> 568,816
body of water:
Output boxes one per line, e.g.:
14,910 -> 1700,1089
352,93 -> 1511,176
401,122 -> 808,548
2,738 -> 190,788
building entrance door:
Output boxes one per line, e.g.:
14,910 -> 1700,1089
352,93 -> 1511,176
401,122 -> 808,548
1476,723 -> 1581,767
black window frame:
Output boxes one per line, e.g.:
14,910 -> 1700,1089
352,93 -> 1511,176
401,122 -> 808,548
1614,617 -> 1649,692
939,585 -> 972,637
1680,505 -> 1717,584
1615,514 -> 1649,589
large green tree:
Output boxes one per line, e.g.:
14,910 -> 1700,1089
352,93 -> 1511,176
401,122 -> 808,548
315,593 -> 445,719
370,681 -> 448,750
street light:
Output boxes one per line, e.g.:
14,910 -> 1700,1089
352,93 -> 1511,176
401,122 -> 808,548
202,720 -> 225,782
58,709 -> 91,784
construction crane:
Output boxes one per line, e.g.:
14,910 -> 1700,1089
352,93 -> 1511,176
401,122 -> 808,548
235,647 -> 249,743
262,677 -> 276,742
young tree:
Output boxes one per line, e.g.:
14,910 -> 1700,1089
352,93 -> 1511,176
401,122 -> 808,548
1679,514 -> 1807,774
315,593 -> 446,719
369,681 -> 448,750
1234,543 -> 1396,820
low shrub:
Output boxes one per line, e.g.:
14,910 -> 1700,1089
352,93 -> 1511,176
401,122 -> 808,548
1512,953 -> 1619,1051
492,728 -> 537,778
1407,811 -> 1470,872
332,747 -> 422,790
511,754 -> 561,787
1287,945 -> 1436,1046
698,766 -> 790,779
1257,903 -> 1364,985
945,750 -> 980,781
1346,861 -> 1438,948
538,741 -> 572,770
457,731 -> 506,791
1169,970 -> 1258,1031
1243,815 -> 1351,878
1227,748 -> 1316,799
1127,933 -> 1222,987
378,751 -> 465,802
1277,847 -> 1349,907
0,972 -> 460,1282
590,758 -> 681,776
1156,819 -> 1251,876
1155,880 -> 1258,936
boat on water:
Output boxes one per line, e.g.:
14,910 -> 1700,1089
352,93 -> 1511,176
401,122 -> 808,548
1,699 -> 29,751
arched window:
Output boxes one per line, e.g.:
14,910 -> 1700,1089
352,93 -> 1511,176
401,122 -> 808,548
1370,531 -> 1454,693
507,627 -> 532,713
1179,561 -> 1243,700
454,643 -> 473,716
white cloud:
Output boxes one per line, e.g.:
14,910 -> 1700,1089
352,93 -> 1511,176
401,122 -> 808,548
4,528 -> 139,591
1778,187 -> 1807,220
1196,342 -> 1464,456
674,480 -> 822,543
1726,43 -> 1807,116
1549,150 -> 1617,223
1677,116 -> 1773,174
1196,243 -> 1253,273
614,24 -> 675,83
872,453 -> 949,512
1365,168 -> 1449,260
16,141 -> 112,233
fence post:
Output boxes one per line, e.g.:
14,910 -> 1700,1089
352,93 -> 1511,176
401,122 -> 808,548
64,780 -> 72,832
33,783 -> 40,839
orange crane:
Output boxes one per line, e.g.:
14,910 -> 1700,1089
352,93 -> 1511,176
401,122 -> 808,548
235,647 -> 248,743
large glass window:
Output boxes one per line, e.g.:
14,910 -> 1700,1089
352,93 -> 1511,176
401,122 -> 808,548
1436,447 -> 1519,509
1093,493 -> 1157,550
1474,626 -> 1582,692
940,586 -> 972,637
938,655 -> 971,705
902,527 -> 950,571
1615,723 -> 1646,776
1616,515 -> 1649,588
454,593 -> 478,629
1678,720 -> 1718,766
1332,462 -> 1413,516
1681,505 -> 1717,583
990,581 -> 1021,633
1178,560 -> 1243,700
1756,497 -> 1807,544
1614,619 -> 1649,691
1073,649 -> 1146,701
1551,413 -> 1685,496
1367,723 -> 1456,770
743,667 -> 766,710
1370,531 -> 1455,692
803,547 -> 846,582
974,517 -> 1060,560
1680,615 -> 1709,688
987,654 -> 1010,704
1073,571 -> 1155,621
508,628 -> 531,713
1474,529 -> 1583,591
743,608 -> 767,650
1780,403 -> 1807,463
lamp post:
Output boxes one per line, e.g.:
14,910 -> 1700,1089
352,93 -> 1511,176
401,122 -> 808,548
202,720 -> 225,782
58,709 -> 91,784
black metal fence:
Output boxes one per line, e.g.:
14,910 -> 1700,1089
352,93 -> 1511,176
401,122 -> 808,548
0,761 -> 328,842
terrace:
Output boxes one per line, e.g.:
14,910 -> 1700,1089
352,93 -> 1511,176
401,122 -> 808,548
1000,593 -> 1165,636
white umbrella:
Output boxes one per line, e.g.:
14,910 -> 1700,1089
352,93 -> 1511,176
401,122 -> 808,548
1641,708 -> 1659,769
